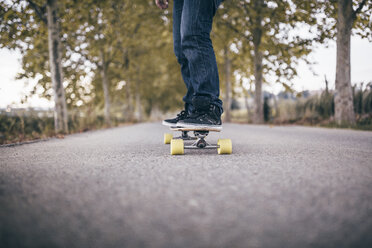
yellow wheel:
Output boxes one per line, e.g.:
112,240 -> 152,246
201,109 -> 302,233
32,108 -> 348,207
217,139 -> 232,155
170,139 -> 184,155
164,133 -> 173,144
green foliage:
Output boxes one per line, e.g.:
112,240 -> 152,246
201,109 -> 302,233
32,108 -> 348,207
218,0 -> 319,88
296,0 -> 372,42
1,0 -> 185,117
0,111 -> 54,144
2,0 -> 370,114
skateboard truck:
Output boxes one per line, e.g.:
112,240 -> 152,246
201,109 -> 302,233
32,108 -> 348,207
180,131 -> 198,140
185,131 -> 218,149
164,127 -> 232,155
164,130 -> 197,141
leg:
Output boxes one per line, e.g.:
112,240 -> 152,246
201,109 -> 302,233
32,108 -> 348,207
162,1 -> 197,127
173,0 -> 194,112
180,0 -> 223,111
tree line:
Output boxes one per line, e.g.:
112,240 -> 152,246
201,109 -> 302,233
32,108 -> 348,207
1,0 -> 371,133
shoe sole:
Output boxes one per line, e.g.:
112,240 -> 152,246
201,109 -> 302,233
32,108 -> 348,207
162,120 -> 177,127
176,122 -> 222,131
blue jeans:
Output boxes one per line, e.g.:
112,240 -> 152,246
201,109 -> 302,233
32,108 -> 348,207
173,0 -> 223,113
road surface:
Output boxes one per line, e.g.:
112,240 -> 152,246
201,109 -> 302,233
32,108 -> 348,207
1,123 -> 372,248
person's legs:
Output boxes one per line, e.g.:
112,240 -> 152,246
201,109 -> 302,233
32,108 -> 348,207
176,0 -> 223,128
180,0 -> 223,112
162,0 -> 193,127
173,0 -> 194,114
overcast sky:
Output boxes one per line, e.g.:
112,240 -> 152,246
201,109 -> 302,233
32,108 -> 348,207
0,36 -> 371,108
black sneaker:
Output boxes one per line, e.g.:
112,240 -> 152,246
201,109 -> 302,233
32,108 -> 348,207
177,104 -> 222,129
162,110 -> 188,127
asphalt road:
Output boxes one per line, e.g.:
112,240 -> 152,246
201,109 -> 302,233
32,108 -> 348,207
1,123 -> 372,248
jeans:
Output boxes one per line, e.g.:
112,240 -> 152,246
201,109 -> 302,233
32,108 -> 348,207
173,0 -> 223,113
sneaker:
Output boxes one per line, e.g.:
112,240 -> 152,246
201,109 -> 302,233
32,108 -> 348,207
162,110 -> 188,127
177,104 -> 222,129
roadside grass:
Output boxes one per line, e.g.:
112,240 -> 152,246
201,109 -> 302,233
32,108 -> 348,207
0,111 -> 133,145
230,111 -> 372,131
319,119 -> 372,131
229,90 -> 372,131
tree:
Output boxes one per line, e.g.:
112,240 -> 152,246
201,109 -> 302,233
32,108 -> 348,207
1,0 -> 69,133
1,0 -> 182,124
45,0 -> 68,133
213,6 -> 239,123
220,0 -> 317,123
71,0 -> 124,126
296,0 -> 371,124
223,46 -> 232,122
334,0 -> 370,124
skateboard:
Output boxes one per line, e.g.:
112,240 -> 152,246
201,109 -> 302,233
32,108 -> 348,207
164,126 -> 232,155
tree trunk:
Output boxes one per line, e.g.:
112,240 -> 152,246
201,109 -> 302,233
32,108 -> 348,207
100,50 -> 112,127
47,0 -> 68,133
125,80 -> 134,122
252,0 -> 264,124
253,46 -> 263,124
224,46 -> 232,122
334,0 -> 355,124
134,76 -> 142,122
243,88 -> 252,122
135,90 -> 142,122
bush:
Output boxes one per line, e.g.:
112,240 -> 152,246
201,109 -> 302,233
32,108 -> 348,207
0,113 -> 54,144
272,82 -> 372,130
0,107 -> 131,144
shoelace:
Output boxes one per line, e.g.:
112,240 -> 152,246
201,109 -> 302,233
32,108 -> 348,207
176,110 -> 187,119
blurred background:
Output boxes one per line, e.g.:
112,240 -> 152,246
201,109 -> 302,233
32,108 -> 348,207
0,0 -> 371,144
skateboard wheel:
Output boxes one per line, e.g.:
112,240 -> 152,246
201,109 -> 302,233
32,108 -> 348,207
164,133 -> 173,144
217,139 -> 232,154
170,139 -> 184,155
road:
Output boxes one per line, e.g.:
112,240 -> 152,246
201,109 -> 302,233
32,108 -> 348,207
1,123 -> 372,248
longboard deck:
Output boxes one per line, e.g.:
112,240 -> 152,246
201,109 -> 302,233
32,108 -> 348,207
170,126 -> 222,132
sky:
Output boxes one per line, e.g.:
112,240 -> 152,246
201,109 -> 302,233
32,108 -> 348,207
0,36 -> 371,108
0,49 -> 53,108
